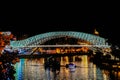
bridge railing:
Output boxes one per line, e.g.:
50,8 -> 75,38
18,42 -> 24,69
10,44 -> 111,48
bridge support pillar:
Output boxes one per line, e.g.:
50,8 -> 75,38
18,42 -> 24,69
61,57 -> 63,65
73,56 -> 75,62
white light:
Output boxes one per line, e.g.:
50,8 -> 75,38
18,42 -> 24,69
12,44 -> 111,48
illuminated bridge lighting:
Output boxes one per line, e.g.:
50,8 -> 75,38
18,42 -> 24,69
10,31 -> 110,48
11,45 -> 111,48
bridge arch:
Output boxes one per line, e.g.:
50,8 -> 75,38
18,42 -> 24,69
10,31 -> 109,48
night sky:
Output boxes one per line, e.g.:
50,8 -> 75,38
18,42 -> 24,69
0,7 -> 120,46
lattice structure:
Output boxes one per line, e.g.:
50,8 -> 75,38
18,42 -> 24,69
10,31 -> 109,48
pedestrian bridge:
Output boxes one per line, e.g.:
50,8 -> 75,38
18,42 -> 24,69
10,31 -> 110,48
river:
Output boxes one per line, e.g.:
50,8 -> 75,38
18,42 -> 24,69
13,55 -> 113,80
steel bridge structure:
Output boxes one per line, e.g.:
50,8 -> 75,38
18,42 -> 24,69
10,31 -> 109,47
10,31 -> 111,54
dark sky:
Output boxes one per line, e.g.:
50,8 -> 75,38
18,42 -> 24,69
0,6 -> 120,46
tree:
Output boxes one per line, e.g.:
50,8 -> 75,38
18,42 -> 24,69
0,32 -> 16,53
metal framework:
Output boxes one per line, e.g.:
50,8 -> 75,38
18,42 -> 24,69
10,31 -> 109,48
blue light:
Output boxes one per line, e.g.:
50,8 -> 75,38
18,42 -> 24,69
10,31 -> 108,48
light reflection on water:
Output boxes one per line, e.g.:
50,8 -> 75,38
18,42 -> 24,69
14,55 -> 110,80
